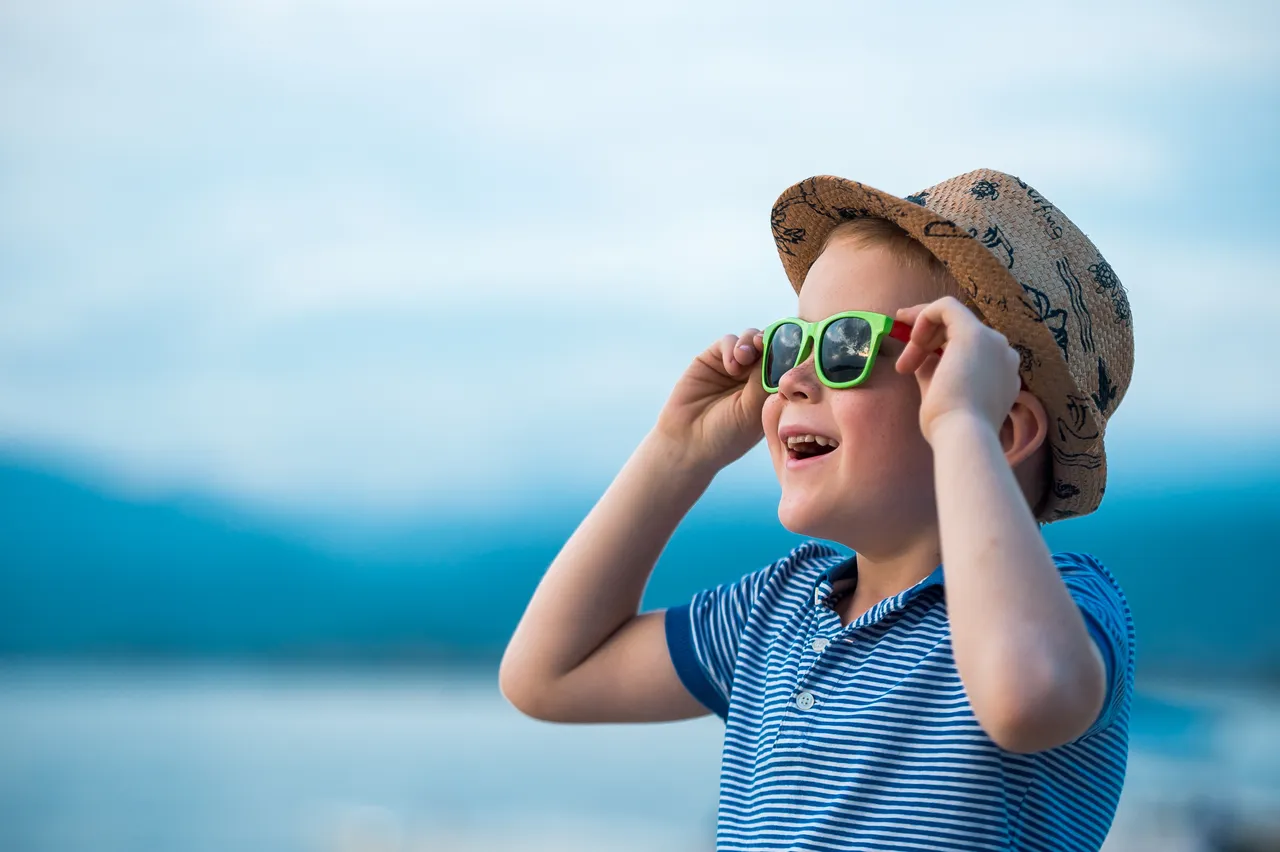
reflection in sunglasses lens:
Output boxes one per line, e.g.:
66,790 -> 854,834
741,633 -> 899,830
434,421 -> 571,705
766,323 -> 803,388
821,317 -> 873,383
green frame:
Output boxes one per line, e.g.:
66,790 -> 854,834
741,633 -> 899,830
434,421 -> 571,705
760,310 -> 897,393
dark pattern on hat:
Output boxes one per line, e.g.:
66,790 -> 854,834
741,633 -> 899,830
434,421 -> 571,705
970,180 -> 1000,200
1088,258 -> 1131,326
922,220 -> 969,238
905,191 -> 930,206
972,224 -> 1015,269
1019,282 -> 1069,361
1013,343 -> 1037,376
1056,258 -> 1094,354
1092,358 -> 1118,415
1014,176 -> 1066,241
771,204 -> 806,256
1051,443 -> 1104,471
1053,481 -> 1081,499
969,292 -> 1010,314
836,207 -> 873,221
1057,394 -> 1101,443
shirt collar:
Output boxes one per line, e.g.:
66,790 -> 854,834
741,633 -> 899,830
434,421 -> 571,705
818,553 -> 946,594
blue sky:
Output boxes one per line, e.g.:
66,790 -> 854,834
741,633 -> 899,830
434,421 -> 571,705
1,0 -> 1277,525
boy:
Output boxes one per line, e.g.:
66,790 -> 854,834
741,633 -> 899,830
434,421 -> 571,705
500,169 -> 1135,851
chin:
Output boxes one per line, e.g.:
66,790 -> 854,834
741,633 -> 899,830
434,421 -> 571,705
777,492 -> 849,542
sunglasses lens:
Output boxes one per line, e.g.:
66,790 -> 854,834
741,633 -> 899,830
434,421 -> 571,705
821,317 -> 874,384
765,322 -> 803,388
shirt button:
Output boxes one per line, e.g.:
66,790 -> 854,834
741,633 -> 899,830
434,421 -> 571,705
811,638 -> 829,653
795,691 -> 815,711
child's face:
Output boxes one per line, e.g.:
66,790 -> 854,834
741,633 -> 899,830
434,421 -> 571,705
761,238 -> 945,548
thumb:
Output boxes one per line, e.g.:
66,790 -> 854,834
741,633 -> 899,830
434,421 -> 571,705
739,357 -> 769,415
907,351 -> 941,385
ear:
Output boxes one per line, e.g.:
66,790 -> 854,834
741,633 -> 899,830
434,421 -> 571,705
998,390 -> 1049,467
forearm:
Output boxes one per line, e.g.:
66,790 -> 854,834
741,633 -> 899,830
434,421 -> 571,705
500,430 -> 715,691
930,411 -> 1104,752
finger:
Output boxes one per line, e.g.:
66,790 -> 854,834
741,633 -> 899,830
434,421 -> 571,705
900,297 -> 979,331
920,296 -> 984,335
894,303 -> 930,325
912,310 -> 950,351
898,312 -> 948,374
896,340 -> 929,375
732,327 -> 762,366
740,331 -> 770,404
719,334 -> 744,376
901,297 -> 983,371
895,301 -> 950,372
913,352 -> 941,385
740,350 -> 771,414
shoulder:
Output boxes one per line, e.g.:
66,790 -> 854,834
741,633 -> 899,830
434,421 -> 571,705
1052,551 -> 1137,699
737,539 -> 847,613
1051,552 -> 1131,608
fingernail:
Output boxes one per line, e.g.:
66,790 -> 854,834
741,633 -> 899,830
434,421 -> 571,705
738,344 -> 754,354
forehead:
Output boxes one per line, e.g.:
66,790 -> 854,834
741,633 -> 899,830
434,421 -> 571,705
797,241 -> 942,320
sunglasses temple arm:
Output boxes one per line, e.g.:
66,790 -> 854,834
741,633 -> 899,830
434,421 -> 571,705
889,320 -> 945,356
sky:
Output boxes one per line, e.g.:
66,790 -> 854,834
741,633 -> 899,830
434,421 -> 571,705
1,0 -> 1278,525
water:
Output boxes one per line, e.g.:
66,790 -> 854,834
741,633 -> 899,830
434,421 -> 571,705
1,664 -> 1278,852
0,664 -> 723,852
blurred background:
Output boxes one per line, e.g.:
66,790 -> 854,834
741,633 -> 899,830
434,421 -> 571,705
2,1 -> 1278,849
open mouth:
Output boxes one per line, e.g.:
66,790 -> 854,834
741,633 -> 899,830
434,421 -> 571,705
785,434 -> 840,462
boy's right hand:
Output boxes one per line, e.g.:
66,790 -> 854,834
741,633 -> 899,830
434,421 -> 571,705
654,327 -> 769,472
502,327 -> 770,726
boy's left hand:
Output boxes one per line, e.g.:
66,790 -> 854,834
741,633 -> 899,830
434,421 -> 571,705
894,297 -> 1022,444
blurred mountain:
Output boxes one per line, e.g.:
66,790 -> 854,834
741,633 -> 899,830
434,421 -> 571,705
1,455 -> 1278,677
0,457 -> 805,662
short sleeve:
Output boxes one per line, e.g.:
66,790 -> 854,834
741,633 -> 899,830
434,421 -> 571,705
664,542 -> 838,720
664,561 -> 780,720
1054,551 -> 1135,739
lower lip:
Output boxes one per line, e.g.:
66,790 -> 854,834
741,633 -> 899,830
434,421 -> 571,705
785,447 -> 838,470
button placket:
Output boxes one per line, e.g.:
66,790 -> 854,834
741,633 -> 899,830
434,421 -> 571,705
790,617 -> 841,720
773,658 -> 826,749
797,619 -> 838,682
770,605 -> 836,751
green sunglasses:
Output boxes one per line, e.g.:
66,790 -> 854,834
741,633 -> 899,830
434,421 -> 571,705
760,310 -> 921,393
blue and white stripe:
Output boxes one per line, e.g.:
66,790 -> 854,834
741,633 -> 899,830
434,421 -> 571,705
665,541 -> 1135,851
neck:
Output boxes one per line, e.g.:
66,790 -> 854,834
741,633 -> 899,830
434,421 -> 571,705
836,533 -> 942,617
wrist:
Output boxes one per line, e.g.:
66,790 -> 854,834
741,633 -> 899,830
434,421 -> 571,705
926,408 -> 1000,449
639,429 -> 722,486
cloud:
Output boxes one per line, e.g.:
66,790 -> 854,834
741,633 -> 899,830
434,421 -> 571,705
0,0 -> 1277,520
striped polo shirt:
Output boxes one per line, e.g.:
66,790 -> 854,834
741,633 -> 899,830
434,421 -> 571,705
664,541 -> 1135,851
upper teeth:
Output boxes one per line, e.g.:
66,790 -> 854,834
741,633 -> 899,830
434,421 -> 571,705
785,434 -> 839,449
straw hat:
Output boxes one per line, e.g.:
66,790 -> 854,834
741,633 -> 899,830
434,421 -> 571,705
770,169 -> 1134,521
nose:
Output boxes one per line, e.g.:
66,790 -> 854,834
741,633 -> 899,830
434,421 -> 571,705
776,349 -> 823,401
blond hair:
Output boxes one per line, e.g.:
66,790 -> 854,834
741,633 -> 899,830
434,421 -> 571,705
816,216 -> 1052,522
818,217 -> 959,299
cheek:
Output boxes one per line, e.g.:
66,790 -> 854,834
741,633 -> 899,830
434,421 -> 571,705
830,387 -> 925,461
829,392 -> 889,439
761,396 -> 784,462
